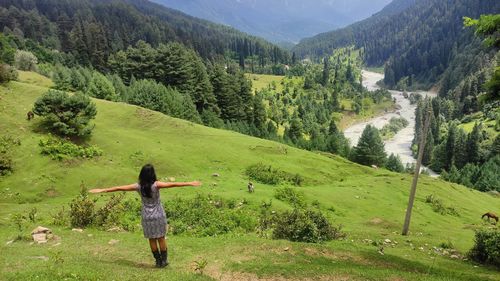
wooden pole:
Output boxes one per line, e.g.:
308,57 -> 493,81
402,108 -> 431,236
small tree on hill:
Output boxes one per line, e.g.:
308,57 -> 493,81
386,153 -> 405,173
350,125 -> 387,167
86,71 -> 116,101
33,90 -> 97,138
14,50 -> 38,71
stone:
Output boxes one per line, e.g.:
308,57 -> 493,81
5,240 -> 14,246
450,255 -> 459,259
284,247 -> 290,251
31,256 -> 49,261
107,226 -> 123,232
72,228 -> 84,233
168,177 -> 176,182
32,233 -> 48,244
212,173 -> 220,177
384,239 -> 391,244
31,226 -> 51,235
108,239 -> 119,245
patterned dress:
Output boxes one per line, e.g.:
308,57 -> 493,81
136,182 -> 167,238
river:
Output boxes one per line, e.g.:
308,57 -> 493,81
344,70 -> 437,175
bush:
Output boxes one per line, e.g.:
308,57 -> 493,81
0,63 -> 18,83
69,185 -> 96,228
86,71 -> 117,101
425,195 -> 459,216
386,153 -> 405,173
274,187 -> 306,208
0,136 -> 21,176
245,163 -> 304,186
93,193 -> 125,227
380,117 -> 409,140
33,90 -> 97,138
164,194 -> 257,237
39,136 -> 102,160
468,230 -> 500,268
14,50 -> 38,71
271,208 -> 344,243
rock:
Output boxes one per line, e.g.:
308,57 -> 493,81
108,239 -> 119,245
107,226 -> 124,232
168,177 -> 176,182
33,235 -> 47,244
52,243 -> 61,247
212,173 -> 220,177
443,250 -> 450,256
5,240 -> 14,246
72,228 -> 84,233
88,234 -> 93,237
371,165 -> 379,169
384,239 -> 392,244
284,247 -> 289,251
31,226 -> 51,235
450,255 -> 459,259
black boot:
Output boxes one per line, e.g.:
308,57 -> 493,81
152,251 -> 161,268
160,250 -> 169,267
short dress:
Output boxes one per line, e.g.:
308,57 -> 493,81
136,182 -> 167,238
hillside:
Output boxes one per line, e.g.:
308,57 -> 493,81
0,73 -> 499,280
0,0 -> 289,70
151,0 -> 392,44
293,0 -> 499,91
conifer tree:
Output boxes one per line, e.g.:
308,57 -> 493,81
351,125 -> 387,167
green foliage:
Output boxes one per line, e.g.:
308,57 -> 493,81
385,153 -> 405,173
464,14 -> 500,47
86,72 -> 116,101
69,184 -> 96,228
380,117 -> 409,140
14,50 -> 38,71
245,163 -> 303,186
32,90 -> 97,137
425,195 -> 459,216
468,230 -> 500,268
350,125 -> 387,167
0,63 -> 18,83
93,193 -> 125,227
271,208 -> 344,243
39,136 -> 102,161
274,187 -> 306,208
0,136 -> 21,176
164,194 -> 257,237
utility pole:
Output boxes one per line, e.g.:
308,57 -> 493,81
402,106 -> 431,236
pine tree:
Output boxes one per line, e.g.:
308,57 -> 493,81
466,123 -> 482,164
386,153 -> 405,173
86,72 -> 116,101
351,125 -> 387,167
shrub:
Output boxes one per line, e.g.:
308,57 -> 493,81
93,193 -> 125,227
39,136 -> 102,160
272,208 -> 344,243
14,50 -> 38,71
164,194 -> 257,237
380,117 -> 409,140
274,187 -> 306,208
425,195 -> 459,216
386,153 -> 405,173
0,63 -> 18,83
33,90 -> 97,137
0,136 -> 21,175
69,184 -> 96,228
468,230 -> 500,268
86,71 -> 117,101
245,163 -> 304,186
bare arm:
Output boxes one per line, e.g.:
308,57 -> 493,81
89,183 -> 137,194
156,181 -> 202,189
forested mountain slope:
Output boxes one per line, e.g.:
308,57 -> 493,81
0,0 -> 289,70
294,0 -> 500,92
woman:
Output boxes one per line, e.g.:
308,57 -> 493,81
89,164 -> 201,268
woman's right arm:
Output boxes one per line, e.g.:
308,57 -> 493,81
156,181 -> 201,189
89,184 -> 137,194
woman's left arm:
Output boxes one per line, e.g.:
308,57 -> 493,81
89,184 -> 137,194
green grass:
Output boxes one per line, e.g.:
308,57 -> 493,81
246,73 -> 285,92
338,98 -> 396,129
1,73 -> 499,280
459,120 -> 497,139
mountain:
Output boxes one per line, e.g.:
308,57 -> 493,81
0,0 -> 289,70
151,0 -> 393,44
294,0 -> 500,92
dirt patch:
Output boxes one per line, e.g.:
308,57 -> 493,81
369,218 -> 384,225
210,271 -> 354,281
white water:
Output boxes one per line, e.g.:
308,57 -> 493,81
344,70 -> 438,175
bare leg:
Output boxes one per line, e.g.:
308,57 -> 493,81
149,238 -> 159,252
158,237 -> 167,252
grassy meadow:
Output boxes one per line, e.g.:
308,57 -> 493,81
0,72 -> 499,281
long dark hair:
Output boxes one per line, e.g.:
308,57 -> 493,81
139,164 -> 157,198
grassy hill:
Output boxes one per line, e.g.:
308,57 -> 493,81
0,72 -> 499,281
